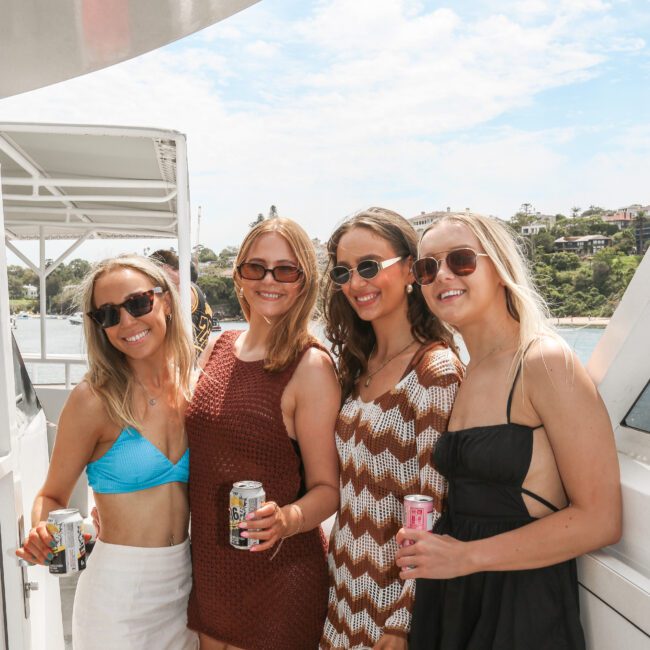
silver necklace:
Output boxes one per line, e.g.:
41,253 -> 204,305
363,339 -> 416,387
136,379 -> 163,406
466,339 -> 512,375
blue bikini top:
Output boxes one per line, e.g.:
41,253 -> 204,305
86,427 -> 189,494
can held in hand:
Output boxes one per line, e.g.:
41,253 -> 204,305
47,508 -> 86,575
403,495 -> 434,546
229,481 -> 265,550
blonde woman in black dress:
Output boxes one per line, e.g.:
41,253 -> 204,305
397,213 -> 621,650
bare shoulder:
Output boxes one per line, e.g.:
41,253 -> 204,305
293,346 -> 338,386
524,335 -> 581,387
65,380 -> 104,415
290,346 -> 339,400
59,381 -> 109,440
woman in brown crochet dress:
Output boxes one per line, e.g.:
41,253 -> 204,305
185,217 -> 340,650
320,208 -> 463,649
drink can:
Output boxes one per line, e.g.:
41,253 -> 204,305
403,495 -> 434,546
229,481 -> 265,550
46,508 -> 86,575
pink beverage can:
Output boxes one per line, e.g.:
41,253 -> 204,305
403,495 -> 434,546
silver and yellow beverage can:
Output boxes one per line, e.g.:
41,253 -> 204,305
229,481 -> 265,549
47,508 -> 86,575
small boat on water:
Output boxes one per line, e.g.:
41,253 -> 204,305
68,313 -> 84,325
212,315 -> 222,332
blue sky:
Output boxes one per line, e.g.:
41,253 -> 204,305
1,0 -> 649,262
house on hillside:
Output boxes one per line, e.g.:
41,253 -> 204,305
521,222 -> 547,235
409,208 -> 474,235
554,235 -> 612,255
22,284 -> 37,298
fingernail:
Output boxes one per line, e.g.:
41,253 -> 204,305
49,541 -> 56,548
246,513 -> 255,520
47,552 -> 54,560
241,532 -> 249,538
238,523 -> 247,529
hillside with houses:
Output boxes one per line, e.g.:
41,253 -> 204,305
411,204 -> 647,317
8,203 -> 647,320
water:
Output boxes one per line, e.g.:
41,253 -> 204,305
12,316 -> 603,385
11,317 -> 248,385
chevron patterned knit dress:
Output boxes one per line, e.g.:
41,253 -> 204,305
320,342 -> 462,649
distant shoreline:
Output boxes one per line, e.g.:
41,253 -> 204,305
552,316 -> 610,328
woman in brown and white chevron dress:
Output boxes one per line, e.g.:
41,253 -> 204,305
320,207 -> 463,650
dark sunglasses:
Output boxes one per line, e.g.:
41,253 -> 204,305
329,256 -> 404,286
412,248 -> 489,285
237,262 -> 303,283
88,287 -> 164,328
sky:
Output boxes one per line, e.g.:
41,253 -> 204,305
1,0 -> 649,264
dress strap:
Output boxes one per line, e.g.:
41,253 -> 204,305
505,363 -> 523,424
520,487 -> 560,513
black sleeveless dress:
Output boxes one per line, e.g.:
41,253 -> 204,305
409,367 -> 586,650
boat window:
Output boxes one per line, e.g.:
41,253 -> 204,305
624,381 -> 650,434
12,334 -> 41,425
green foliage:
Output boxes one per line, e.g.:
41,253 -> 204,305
531,248 -> 640,317
197,269 -> 242,318
195,245 -> 218,262
9,299 -> 38,313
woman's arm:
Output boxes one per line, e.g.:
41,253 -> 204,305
16,382 -> 105,565
396,338 -> 622,578
241,347 -> 341,551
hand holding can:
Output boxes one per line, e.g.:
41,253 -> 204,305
15,521 -> 55,566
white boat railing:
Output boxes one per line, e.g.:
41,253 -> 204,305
21,352 -> 87,390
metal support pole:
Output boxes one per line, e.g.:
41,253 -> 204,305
39,226 -> 46,358
175,135 -> 192,338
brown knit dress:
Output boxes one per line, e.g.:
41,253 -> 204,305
186,330 -> 329,650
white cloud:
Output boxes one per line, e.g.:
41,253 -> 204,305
1,0 -> 648,263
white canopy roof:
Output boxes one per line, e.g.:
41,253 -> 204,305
0,122 -> 194,354
0,0 -> 260,99
1,122 -> 187,241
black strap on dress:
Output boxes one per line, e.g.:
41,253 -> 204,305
506,359 -> 560,514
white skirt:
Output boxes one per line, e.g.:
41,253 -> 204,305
72,538 -> 198,650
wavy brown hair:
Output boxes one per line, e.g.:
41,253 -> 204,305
78,254 -> 194,429
323,207 -> 456,399
233,218 -> 319,372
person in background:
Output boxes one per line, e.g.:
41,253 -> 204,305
320,207 -> 463,650
399,212 -> 621,650
185,217 -> 340,650
150,249 -> 213,354
16,255 -> 197,649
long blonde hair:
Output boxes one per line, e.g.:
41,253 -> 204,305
421,212 -> 565,374
233,218 -> 319,372
78,254 -> 194,429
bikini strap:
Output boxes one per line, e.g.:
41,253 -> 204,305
520,487 -> 560,513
